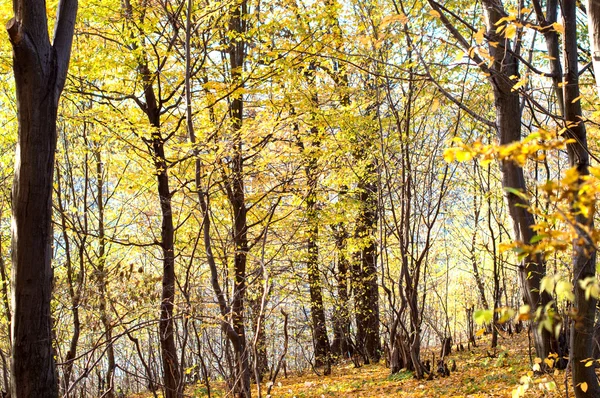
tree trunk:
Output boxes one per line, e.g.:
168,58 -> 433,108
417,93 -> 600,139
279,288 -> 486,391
563,1 -> 600,395
301,63 -> 331,375
306,159 -> 331,374
120,0 -> 183,391
331,218 -> 352,360
7,0 -> 77,394
183,0 -> 251,392
95,149 -> 116,398
227,1 -> 252,394
480,0 -> 557,362
152,121 -> 182,398
353,163 -> 381,363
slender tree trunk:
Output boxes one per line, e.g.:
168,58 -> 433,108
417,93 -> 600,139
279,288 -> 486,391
563,1 -> 600,395
306,163 -> 331,373
532,0 -> 564,114
7,0 -> 77,394
152,124 -> 182,398
136,60 -> 182,398
183,0 -> 250,392
300,63 -> 331,375
95,150 -> 116,398
331,218 -> 352,359
470,171 -> 489,310
120,0 -> 183,392
55,158 -> 85,396
227,1 -> 252,394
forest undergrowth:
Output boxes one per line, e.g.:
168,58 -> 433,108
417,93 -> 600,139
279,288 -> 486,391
132,331 -> 589,397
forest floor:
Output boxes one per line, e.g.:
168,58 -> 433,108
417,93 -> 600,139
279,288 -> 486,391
136,332 -> 588,397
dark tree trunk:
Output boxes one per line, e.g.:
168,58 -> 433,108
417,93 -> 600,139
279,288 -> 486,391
7,0 -> 77,395
480,0 -> 557,362
563,1 -> 600,395
227,1 -> 252,394
149,109 -> 182,398
331,218 -> 352,360
532,0 -> 564,114
120,0 -> 183,393
306,159 -> 331,374
300,63 -> 331,375
353,162 -> 381,363
427,0 -> 557,363
55,159 -> 85,396
183,0 -> 251,393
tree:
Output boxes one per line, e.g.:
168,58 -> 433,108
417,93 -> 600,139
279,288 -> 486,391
428,0 -> 558,363
563,1 -> 599,395
6,0 -> 77,395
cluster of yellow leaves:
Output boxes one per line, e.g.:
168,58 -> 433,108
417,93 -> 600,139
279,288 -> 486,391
513,352 -> 566,398
443,129 -> 570,167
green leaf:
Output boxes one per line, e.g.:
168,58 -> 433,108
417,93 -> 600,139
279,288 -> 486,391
474,309 -> 493,325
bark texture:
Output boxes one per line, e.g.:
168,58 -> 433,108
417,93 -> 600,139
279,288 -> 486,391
353,160 -> 381,363
7,0 -> 77,395
480,0 -> 556,361
563,1 -> 600,395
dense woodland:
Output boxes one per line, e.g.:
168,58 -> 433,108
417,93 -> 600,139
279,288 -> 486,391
3,0 -> 600,397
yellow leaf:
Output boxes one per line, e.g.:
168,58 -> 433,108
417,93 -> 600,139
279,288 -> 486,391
476,328 -> 485,337
429,9 -> 441,18
581,382 -> 588,392
443,148 -> 455,163
380,14 -> 409,28
552,22 -> 564,34
571,95 -> 583,104
475,28 -> 485,45
505,24 -> 517,39
455,149 -> 473,162
585,360 -> 594,367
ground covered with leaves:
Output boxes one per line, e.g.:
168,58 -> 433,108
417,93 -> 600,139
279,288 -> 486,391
255,334 -> 562,397
141,333 -> 588,397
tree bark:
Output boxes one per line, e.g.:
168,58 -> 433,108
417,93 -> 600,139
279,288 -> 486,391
226,0 -> 252,394
119,0 -> 183,393
353,161 -> 381,363
331,218 -> 352,360
7,0 -> 77,394
95,149 -> 116,398
563,1 -> 600,395
306,163 -> 331,373
480,0 -> 557,362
